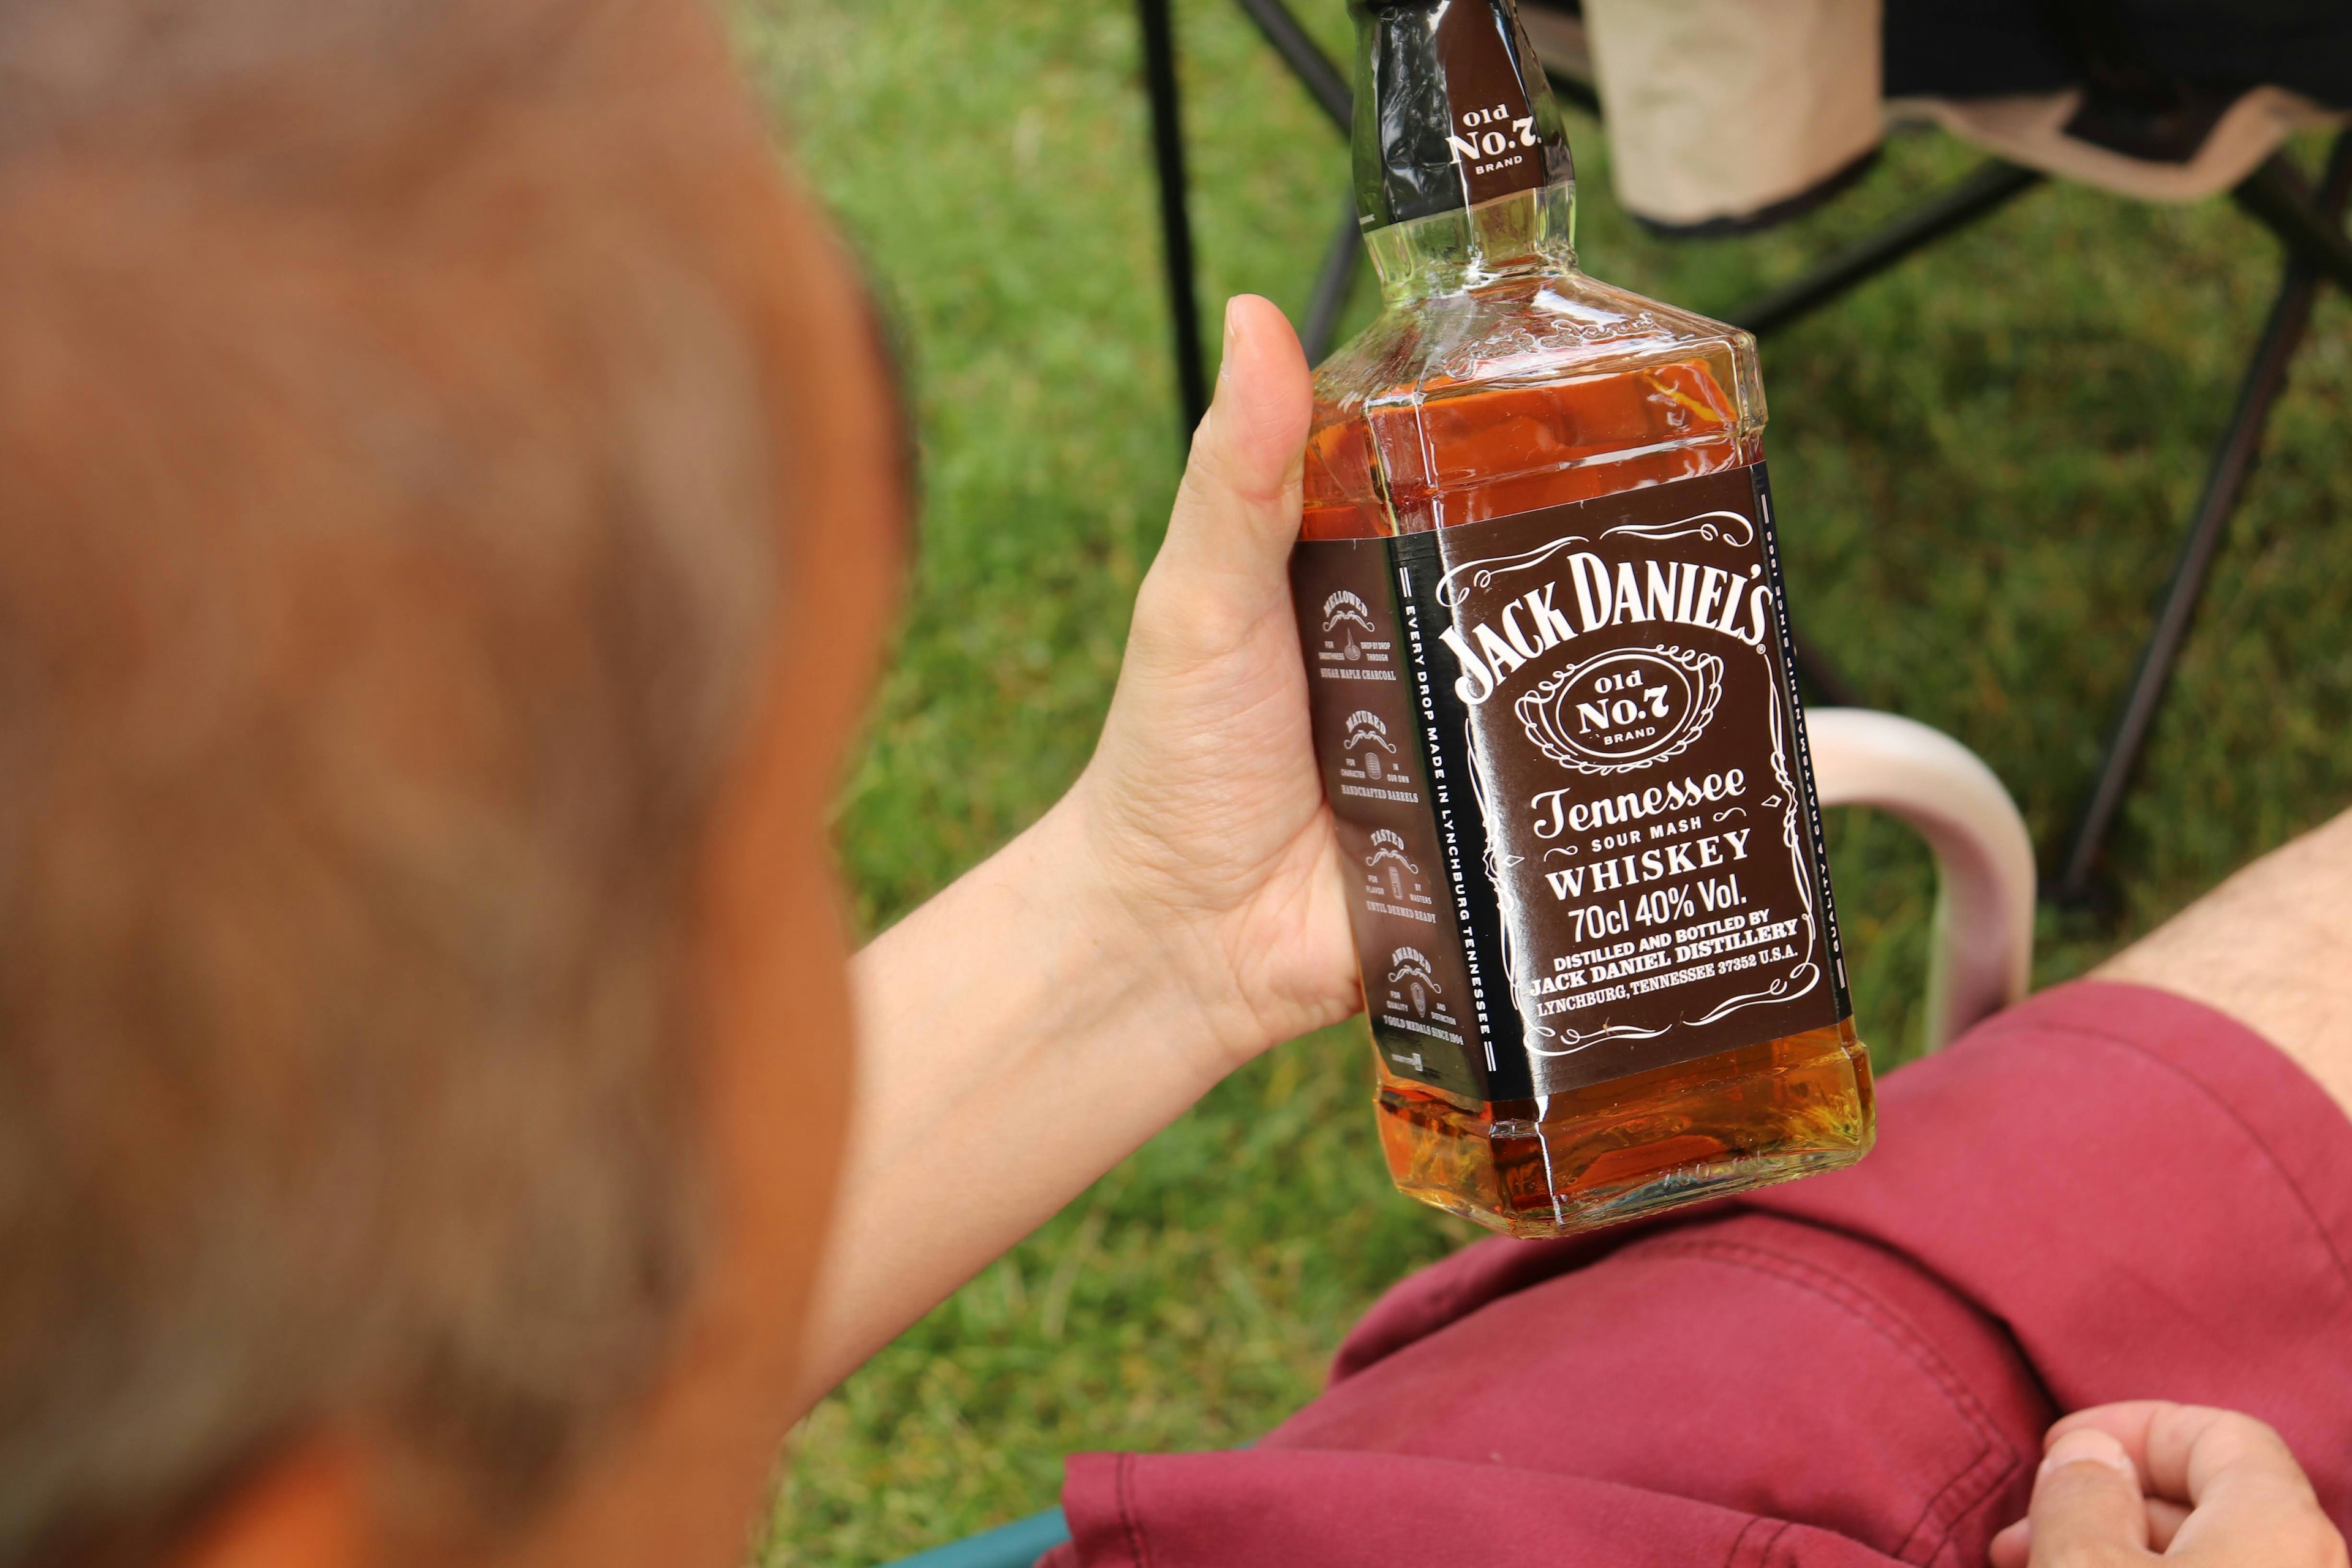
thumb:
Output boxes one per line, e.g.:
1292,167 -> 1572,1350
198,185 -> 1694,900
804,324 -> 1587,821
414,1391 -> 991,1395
1158,294 -> 1313,585
2022,1426 -> 2150,1564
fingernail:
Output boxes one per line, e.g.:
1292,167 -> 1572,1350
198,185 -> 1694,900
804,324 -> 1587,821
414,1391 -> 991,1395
2040,1428 -> 2136,1483
1219,297 -> 1239,383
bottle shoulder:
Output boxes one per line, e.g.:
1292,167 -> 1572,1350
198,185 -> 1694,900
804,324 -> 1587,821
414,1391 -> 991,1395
1302,266 -> 1766,538
1313,267 -> 1762,423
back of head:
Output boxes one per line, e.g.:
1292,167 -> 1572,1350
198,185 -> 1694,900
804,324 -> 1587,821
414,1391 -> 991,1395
0,0 -> 794,1558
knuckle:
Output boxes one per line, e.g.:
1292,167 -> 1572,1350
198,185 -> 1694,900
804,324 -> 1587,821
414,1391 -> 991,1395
2206,1407 -> 2285,1444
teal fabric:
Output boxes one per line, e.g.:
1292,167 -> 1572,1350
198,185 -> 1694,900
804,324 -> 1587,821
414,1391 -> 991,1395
883,1507 -> 1068,1568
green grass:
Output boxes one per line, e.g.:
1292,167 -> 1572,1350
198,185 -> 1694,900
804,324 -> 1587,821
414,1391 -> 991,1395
738,2 -> 2352,1561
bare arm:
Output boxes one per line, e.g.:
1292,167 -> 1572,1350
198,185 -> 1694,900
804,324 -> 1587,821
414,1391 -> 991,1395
790,299 -> 1358,1408
2095,807 -> 2352,1118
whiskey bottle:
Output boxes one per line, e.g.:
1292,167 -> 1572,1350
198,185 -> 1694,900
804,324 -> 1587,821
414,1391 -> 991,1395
1290,0 -> 1872,1237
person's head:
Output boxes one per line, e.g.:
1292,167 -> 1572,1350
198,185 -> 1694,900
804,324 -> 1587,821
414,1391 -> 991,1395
0,1 -> 905,1563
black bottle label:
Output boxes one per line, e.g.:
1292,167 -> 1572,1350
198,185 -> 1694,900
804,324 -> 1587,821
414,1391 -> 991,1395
1431,0 -> 1549,208
1291,462 -> 1852,1101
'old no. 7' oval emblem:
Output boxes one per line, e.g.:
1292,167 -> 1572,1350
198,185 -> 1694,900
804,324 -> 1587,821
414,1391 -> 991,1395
1515,646 -> 1723,775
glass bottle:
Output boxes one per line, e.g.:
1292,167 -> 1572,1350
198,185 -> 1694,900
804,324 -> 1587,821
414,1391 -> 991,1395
1290,0 -> 1872,1238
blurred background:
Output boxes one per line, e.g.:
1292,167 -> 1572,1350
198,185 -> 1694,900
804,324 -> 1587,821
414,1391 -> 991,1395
737,1 -> 2352,1560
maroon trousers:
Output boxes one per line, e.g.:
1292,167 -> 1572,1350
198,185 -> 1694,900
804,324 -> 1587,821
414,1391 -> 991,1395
1044,984 -> 2352,1567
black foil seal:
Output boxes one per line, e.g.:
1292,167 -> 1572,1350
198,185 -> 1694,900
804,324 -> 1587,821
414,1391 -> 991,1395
1349,0 -> 1573,232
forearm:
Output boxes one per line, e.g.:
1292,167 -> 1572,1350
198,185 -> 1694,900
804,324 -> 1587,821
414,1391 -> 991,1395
785,296 -> 1355,1411
2095,807 -> 2352,1116
789,786 -> 1248,1408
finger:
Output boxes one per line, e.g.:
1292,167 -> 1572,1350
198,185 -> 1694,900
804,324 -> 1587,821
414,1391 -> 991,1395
1983,1499 -> 2186,1566
2049,1401 -> 2313,1501
2144,1497 -> 2190,1552
2142,1403 -> 2308,1510
2135,1404 -> 2338,1558
2027,1425 -> 2150,1561
1159,295 -> 1313,583
2046,1402 -> 2172,1503
2049,1404 -> 2342,1562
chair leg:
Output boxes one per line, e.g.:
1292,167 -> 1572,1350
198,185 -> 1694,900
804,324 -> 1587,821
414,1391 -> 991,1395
2234,148 -> 2352,301
2054,132 -> 2352,904
1139,0 -> 1208,438
1233,0 -> 1350,129
1725,161 -> 2044,339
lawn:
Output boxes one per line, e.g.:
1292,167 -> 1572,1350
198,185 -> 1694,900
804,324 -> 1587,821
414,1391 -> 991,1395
736,2 -> 2352,1562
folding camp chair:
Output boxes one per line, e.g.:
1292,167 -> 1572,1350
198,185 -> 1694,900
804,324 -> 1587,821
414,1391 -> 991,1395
1134,0 -> 2352,903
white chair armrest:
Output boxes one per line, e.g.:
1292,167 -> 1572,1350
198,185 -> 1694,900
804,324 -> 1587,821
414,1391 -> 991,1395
1804,709 -> 2036,1052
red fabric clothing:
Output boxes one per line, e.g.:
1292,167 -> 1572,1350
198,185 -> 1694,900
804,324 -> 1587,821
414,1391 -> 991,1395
1044,982 -> 2352,1567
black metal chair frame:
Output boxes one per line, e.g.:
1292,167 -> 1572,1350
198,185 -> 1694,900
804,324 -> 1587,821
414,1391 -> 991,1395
1135,0 -> 2352,905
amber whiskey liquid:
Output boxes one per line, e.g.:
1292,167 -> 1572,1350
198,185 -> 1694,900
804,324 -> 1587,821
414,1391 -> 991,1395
1293,0 -> 1871,1238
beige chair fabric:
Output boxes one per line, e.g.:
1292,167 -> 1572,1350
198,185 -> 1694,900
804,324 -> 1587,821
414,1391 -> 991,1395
1891,86 -> 2346,204
1572,0 -> 2346,228
1580,0 -> 1883,229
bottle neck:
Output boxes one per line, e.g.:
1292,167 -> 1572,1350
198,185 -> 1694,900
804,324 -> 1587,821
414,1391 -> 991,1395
1365,183 -> 1577,303
1348,0 -> 1577,300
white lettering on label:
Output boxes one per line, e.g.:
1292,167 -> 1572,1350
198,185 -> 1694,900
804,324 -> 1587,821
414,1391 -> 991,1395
1528,769 -> 1746,840
1444,556 -> 1771,706
1540,829 -> 1752,902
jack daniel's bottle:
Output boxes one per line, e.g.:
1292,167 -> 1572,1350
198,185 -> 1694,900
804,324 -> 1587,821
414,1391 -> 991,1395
1291,0 -> 1872,1236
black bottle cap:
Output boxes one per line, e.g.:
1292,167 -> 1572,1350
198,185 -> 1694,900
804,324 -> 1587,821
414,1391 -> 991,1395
1349,0 -> 1573,232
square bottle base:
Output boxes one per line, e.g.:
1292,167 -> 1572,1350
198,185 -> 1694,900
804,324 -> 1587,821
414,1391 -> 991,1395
1373,1019 -> 1874,1238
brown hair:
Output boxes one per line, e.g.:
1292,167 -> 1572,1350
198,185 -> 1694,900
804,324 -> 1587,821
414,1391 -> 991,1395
0,0 -> 795,1558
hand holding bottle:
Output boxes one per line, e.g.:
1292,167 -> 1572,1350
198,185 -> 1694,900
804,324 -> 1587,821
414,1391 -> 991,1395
1991,1403 -> 2346,1567
1070,293 -> 1360,1078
